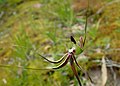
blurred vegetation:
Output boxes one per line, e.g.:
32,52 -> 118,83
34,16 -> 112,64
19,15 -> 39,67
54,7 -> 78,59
0,0 -> 120,86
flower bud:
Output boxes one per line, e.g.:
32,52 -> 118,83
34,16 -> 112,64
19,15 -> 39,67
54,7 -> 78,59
79,36 -> 83,48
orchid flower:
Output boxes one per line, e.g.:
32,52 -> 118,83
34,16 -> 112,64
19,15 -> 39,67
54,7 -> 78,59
38,10 -> 94,85
38,36 -> 93,86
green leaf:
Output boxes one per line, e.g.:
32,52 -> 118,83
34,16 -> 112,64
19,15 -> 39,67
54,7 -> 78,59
75,46 -> 83,55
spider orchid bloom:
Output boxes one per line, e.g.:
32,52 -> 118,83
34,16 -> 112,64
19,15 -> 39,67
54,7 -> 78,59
38,37 -> 93,86
38,9 -> 93,85
38,47 -> 82,86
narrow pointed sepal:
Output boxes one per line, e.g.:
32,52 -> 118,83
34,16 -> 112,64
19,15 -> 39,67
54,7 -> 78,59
70,57 -> 82,86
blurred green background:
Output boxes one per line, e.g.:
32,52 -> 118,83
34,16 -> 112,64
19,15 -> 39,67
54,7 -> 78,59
0,0 -> 120,86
